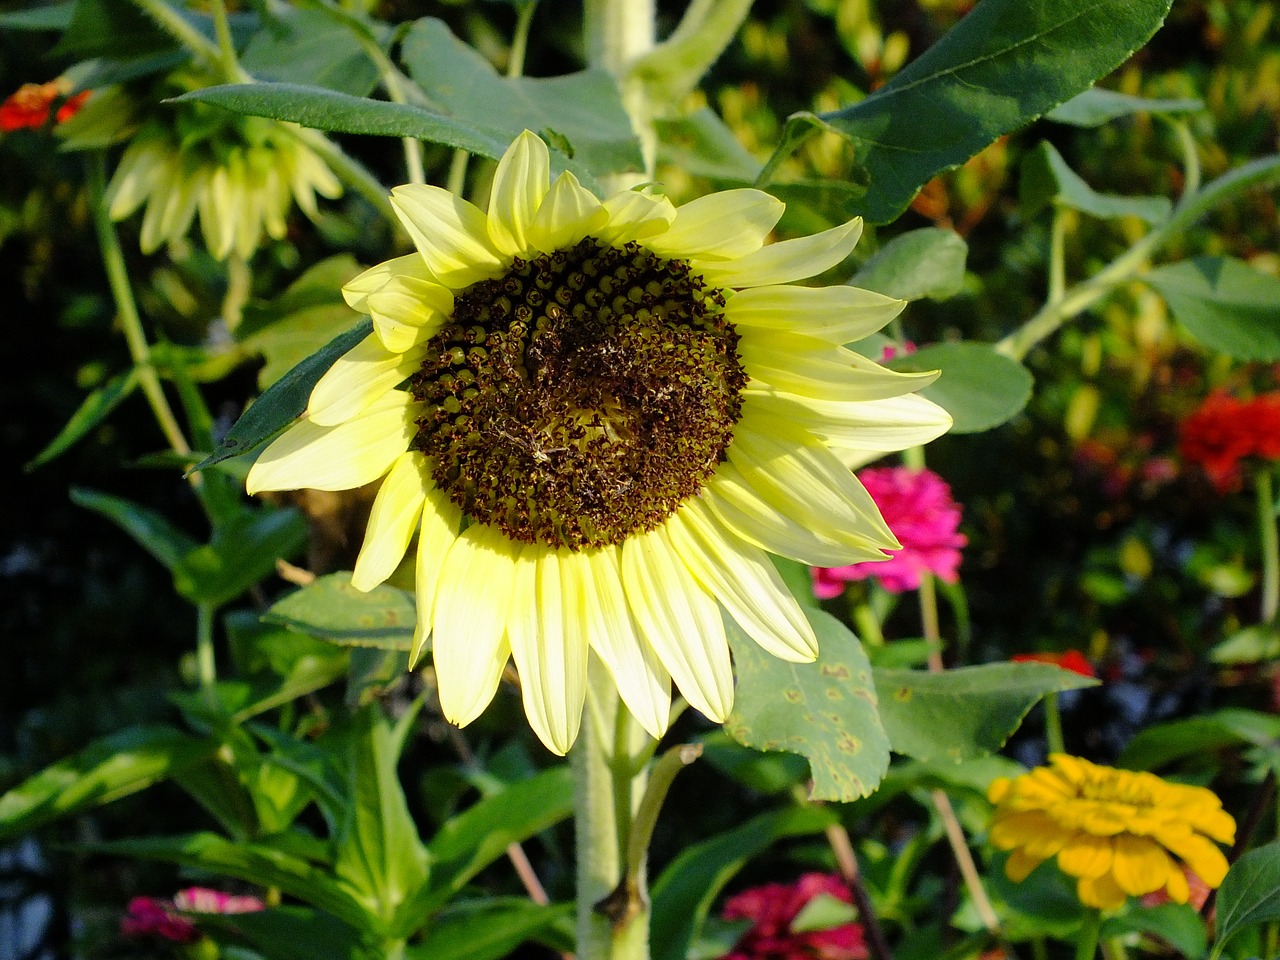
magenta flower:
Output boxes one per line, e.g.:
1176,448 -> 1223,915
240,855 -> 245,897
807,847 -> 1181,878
812,466 -> 966,597
719,872 -> 867,960
121,887 -> 264,943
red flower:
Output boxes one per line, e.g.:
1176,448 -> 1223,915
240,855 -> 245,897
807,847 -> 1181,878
1180,391 -> 1280,492
120,887 -> 264,944
1011,650 -> 1096,679
719,872 -> 867,960
0,79 -> 89,131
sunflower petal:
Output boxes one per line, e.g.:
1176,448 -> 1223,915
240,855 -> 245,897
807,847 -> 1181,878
391,184 -> 505,286
408,485 -> 463,669
644,189 -> 784,261
596,190 -> 677,245
351,452 -> 427,591
343,253 -> 436,312
308,333 -> 427,427
527,171 -> 608,252
697,217 -> 863,288
726,284 -> 906,343
487,129 -> 550,257
431,523 -> 517,727
621,527 -> 733,723
741,331 -> 938,402
366,275 -> 454,355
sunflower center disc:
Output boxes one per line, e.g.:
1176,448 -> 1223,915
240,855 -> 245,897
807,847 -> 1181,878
410,238 -> 746,550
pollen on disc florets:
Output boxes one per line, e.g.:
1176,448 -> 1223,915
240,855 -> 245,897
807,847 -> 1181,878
409,237 -> 746,550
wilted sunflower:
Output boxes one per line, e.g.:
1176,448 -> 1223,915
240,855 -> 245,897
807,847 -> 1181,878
106,81 -> 340,260
989,754 -> 1236,909
248,130 -> 950,754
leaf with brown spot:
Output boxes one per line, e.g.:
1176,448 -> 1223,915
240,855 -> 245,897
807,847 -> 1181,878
724,608 -> 889,802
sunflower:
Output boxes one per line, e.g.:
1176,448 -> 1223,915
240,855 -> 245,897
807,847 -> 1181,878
247,131 -> 950,754
988,754 -> 1236,909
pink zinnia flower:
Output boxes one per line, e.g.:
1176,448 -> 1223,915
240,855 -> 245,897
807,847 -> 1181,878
719,872 -> 868,960
120,887 -> 264,943
811,467 -> 966,597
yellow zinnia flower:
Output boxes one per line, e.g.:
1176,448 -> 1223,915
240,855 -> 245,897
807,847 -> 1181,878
988,753 -> 1236,910
106,82 -> 340,260
246,130 -> 951,755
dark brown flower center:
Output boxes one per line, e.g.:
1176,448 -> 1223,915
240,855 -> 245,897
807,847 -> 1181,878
409,237 -> 745,549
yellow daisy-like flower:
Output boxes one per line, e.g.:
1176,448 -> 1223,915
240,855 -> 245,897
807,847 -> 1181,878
247,130 -> 951,755
988,753 -> 1236,910
107,102 -> 340,260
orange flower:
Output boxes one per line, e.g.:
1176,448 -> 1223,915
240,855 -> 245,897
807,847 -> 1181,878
0,79 -> 89,131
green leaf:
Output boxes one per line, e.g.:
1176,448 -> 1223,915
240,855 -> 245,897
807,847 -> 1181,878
52,0 -> 178,58
0,3 -> 74,29
795,0 -> 1174,224
1119,709 -> 1280,772
173,505 -> 309,607
0,726 -> 212,841
264,573 -> 417,650
873,663 -> 1097,763
399,767 -> 573,930
237,255 -> 366,389
26,368 -> 139,471
649,806 -> 838,960
85,832 -> 374,933
1211,625 -> 1280,665
333,705 -> 429,921
1101,903 -> 1207,960
1020,141 -> 1171,224
852,228 -> 969,301
1215,842 -> 1280,953
192,319 -> 370,471
399,18 -> 643,180
790,892 -> 858,933
1047,87 -> 1204,127
240,7 -> 386,97
203,907 -> 365,960
407,900 -> 573,960
888,341 -> 1033,433
70,486 -> 199,572
1144,256 -> 1280,361
698,730 -> 810,795
724,607 -> 890,802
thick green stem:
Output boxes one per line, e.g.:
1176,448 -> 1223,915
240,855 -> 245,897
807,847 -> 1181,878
584,0 -> 657,182
88,154 -> 193,464
1076,909 -> 1102,960
1257,467 -> 1280,624
128,0 -> 224,71
208,0 -> 241,83
1047,206 -> 1067,306
1043,693 -> 1066,755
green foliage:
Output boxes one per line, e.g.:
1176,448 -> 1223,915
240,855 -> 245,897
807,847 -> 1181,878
1020,140 -> 1172,224
264,573 -> 417,650
888,342 -> 1035,433
852,227 -> 969,302
1145,256 -> 1280,361
1214,841 -> 1280,958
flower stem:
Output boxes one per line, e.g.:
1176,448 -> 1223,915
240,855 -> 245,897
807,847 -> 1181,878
196,603 -> 217,691
820,816 -> 894,960
1257,466 -> 1279,624
87,153 -> 194,466
508,1 -> 539,79
584,0 -> 657,181
1043,693 -> 1066,756
128,0 -> 223,72
207,0 -> 242,83
1047,206 -> 1067,306
1076,909 -> 1102,960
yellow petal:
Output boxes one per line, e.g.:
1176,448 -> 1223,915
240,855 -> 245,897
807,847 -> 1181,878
487,129 -> 550,257
391,184 -> 505,286
644,189 -> 784,261
1057,834 -> 1114,880
740,330 -> 938,403
408,485 -> 462,669
568,548 -> 671,740
431,523 -> 517,727
1005,848 -> 1047,883
351,452 -> 427,591
697,217 -> 863,288
507,546 -> 588,755
527,171 -> 608,252
665,499 -> 817,662
308,332 -> 427,427
366,275 -> 454,355
596,190 -> 677,245
247,389 -> 415,494
1111,835 -> 1173,896
1078,873 -> 1127,910
1162,832 -> 1229,887
620,526 -> 733,723
343,253 -> 437,312
726,284 -> 906,344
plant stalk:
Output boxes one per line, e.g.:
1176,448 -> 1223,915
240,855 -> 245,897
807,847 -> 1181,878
1257,466 -> 1279,623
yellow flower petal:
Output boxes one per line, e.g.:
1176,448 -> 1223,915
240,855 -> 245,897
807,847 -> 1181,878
596,190 -> 677,245
741,331 -> 939,403
697,217 -> 863,288
366,275 -> 454,355
621,526 -> 733,723
1058,833 -> 1114,880
745,388 -> 952,457
1078,873 -> 1127,910
487,129 -> 550,257
391,184 -> 505,286
308,333 -> 428,427
726,284 -> 906,344
1005,848 -> 1047,883
343,253 -> 436,312
527,170 -> 608,252
431,523 -> 517,727
1162,832 -> 1230,887
644,189 -> 784,261
351,452 -> 428,591
1111,835 -> 1173,896
408,485 -> 462,670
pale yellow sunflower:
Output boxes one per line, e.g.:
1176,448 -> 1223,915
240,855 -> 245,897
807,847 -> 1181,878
247,130 -> 951,754
988,753 -> 1236,909
107,94 -> 340,260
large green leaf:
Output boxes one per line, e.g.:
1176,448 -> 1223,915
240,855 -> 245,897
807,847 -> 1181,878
192,319 -> 371,471
790,0 -> 1173,224
649,806 -> 838,960
397,767 -> 573,930
1101,904 -> 1207,960
1020,140 -> 1172,224
1047,87 -> 1203,127
240,7 -> 385,97
888,342 -> 1033,433
407,900 -> 573,960
874,663 -> 1097,763
173,505 -> 309,607
1144,256 -> 1280,361
0,727 -> 213,841
1119,709 -> 1280,773
1214,841 -> 1280,955
333,705 -> 429,922
203,907 -> 365,960
86,832 -> 373,932
264,573 -> 417,650
852,228 -> 969,302
724,607 -> 890,802
399,17 -> 643,179
52,0 -> 177,58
